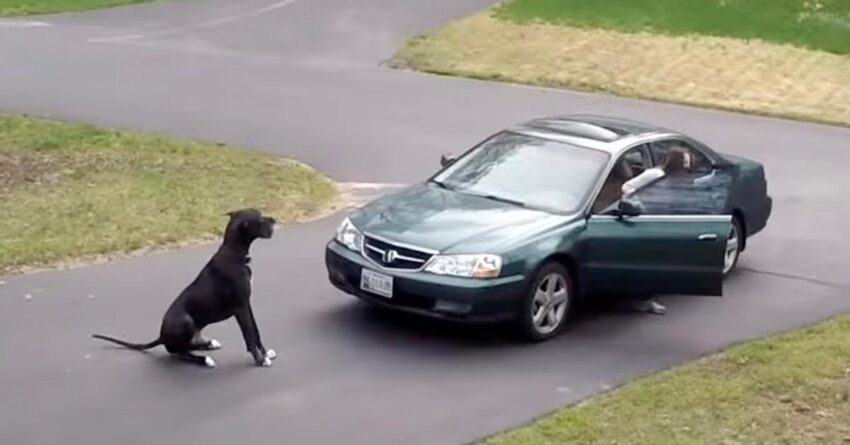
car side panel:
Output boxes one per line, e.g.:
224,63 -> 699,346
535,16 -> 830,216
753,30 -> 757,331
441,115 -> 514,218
501,219 -> 585,276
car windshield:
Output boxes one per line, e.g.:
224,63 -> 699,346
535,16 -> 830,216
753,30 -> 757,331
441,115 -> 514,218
432,131 -> 610,213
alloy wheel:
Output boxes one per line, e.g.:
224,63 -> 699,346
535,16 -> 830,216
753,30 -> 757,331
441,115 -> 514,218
530,273 -> 569,335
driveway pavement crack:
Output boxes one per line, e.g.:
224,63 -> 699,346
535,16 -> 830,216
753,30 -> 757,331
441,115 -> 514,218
740,267 -> 848,290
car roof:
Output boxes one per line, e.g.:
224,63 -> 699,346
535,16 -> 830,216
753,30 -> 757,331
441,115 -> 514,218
509,114 -> 677,156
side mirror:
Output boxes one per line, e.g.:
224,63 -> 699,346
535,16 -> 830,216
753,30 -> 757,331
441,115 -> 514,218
617,199 -> 643,218
440,154 -> 457,168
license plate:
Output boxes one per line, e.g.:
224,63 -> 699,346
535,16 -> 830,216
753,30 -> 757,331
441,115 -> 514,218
360,269 -> 393,299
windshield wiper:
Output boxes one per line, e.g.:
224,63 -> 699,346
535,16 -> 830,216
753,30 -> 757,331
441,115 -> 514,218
468,192 -> 527,208
430,180 -> 454,191
432,183 -> 529,208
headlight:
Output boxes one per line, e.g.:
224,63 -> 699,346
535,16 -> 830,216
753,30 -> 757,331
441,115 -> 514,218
424,254 -> 502,278
335,217 -> 364,252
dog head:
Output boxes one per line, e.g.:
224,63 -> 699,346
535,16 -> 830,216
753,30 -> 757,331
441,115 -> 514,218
224,209 -> 276,243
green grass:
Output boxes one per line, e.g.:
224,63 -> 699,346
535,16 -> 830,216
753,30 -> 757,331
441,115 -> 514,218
0,0 -> 149,16
0,115 -> 336,273
497,0 -> 850,55
397,12 -> 850,128
483,315 -> 850,445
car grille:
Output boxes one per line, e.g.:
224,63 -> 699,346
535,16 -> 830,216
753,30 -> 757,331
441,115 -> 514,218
363,236 -> 434,270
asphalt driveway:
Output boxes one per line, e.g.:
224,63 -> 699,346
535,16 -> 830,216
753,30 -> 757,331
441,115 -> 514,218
1,1 -> 849,444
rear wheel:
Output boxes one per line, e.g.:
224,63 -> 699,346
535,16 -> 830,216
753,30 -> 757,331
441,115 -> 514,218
518,263 -> 574,342
723,216 -> 744,275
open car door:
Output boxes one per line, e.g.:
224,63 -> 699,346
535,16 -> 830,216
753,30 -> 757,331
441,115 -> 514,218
582,214 -> 731,296
582,164 -> 734,296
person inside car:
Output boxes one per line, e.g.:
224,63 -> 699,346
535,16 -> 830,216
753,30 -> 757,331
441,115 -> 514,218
622,147 -> 690,198
619,147 -> 691,316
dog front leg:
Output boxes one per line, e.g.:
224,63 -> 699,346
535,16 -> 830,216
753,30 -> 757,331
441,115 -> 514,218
247,304 -> 276,361
235,307 -> 271,367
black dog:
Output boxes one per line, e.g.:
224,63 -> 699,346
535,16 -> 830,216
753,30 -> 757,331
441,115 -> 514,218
93,209 -> 277,368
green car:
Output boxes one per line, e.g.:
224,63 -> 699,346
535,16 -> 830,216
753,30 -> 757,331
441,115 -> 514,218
325,115 -> 772,341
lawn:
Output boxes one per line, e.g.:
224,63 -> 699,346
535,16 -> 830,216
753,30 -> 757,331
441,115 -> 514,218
0,115 -> 336,274
0,0 -> 149,16
397,7 -> 850,127
497,0 -> 850,55
484,315 -> 850,445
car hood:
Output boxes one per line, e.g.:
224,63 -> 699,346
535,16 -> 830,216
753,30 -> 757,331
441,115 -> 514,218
349,184 -> 569,253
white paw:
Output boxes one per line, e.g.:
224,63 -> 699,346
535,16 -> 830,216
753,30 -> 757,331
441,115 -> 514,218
204,356 -> 216,368
208,339 -> 222,350
261,357 -> 273,367
265,349 -> 277,360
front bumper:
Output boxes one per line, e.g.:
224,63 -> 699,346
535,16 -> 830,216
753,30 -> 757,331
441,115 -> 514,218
325,241 -> 526,323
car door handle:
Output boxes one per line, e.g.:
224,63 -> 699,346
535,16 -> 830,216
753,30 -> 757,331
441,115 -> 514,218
698,233 -> 719,241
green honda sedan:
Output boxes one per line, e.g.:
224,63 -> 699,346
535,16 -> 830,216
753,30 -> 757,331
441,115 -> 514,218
325,115 -> 772,341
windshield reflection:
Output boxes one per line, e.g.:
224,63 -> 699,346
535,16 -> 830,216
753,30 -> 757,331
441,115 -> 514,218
433,132 -> 610,213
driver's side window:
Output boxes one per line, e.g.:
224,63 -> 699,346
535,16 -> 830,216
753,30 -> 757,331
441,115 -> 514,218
591,145 -> 651,214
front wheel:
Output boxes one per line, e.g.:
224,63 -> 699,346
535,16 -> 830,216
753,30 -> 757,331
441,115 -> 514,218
723,217 -> 744,275
518,263 -> 574,342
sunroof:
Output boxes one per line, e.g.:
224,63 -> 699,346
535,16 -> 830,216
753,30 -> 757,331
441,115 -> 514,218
565,115 -> 659,135
522,118 -> 621,142
521,115 -> 659,142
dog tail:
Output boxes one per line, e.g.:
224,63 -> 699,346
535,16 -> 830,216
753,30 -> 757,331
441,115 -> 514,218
92,334 -> 163,351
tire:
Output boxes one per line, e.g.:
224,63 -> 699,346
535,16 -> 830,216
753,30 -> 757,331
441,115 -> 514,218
518,262 -> 574,342
723,216 -> 744,276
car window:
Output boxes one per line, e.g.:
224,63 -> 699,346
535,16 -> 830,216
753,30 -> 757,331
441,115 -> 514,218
650,139 -> 713,174
433,131 -> 610,213
591,146 -> 651,214
630,168 -> 735,215
622,146 -> 651,177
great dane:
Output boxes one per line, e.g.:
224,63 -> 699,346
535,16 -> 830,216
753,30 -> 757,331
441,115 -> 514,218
93,209 -> 277,368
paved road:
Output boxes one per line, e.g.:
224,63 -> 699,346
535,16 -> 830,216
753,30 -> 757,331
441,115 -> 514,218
2,1 -> 850,444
